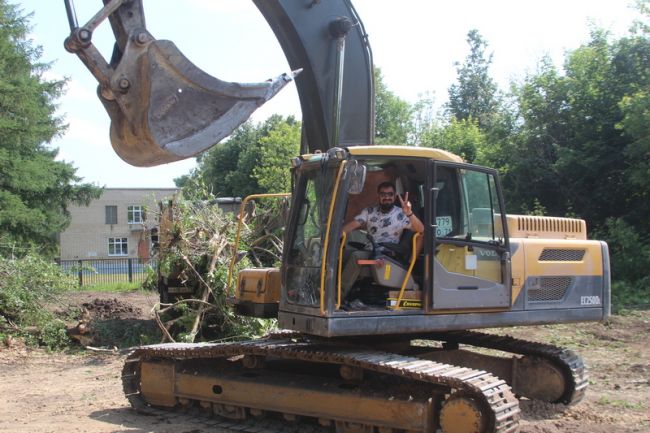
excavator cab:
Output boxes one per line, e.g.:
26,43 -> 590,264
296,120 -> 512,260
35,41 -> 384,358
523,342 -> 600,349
275,146 -> 510,335
274,146 -> 609,339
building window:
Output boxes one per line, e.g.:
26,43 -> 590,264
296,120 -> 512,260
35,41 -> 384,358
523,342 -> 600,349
108,237 -> 128,256
127,205 -> 144,224
105,205 -> 117,224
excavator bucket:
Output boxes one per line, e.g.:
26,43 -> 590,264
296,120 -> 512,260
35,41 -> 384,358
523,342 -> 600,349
64,0 -> 294,167
100,37 -> 295,166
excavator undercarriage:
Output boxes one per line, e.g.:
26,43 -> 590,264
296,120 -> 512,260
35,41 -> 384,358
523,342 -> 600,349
122,330 -> 587,433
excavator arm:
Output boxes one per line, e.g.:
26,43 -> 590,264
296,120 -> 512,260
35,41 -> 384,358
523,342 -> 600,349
63,0 -> 374,166
253,0 -> 374,153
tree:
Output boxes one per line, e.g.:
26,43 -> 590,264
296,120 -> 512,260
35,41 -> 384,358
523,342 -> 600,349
420,118 -> 486,163
178,121 -> 260,197
0,2 -> 100,256
631,0 -> 650,34
447,29 -> 500,129
254,120 -> 301,193
374,67 -> 413,145
504,29 -> 650,231
180,115 -> 300,198
618,89 -> 650,190
409,91 -> 437,146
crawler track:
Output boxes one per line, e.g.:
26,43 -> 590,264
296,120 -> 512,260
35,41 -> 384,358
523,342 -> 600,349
122,334 -> 520,433
426,330 -> 588,405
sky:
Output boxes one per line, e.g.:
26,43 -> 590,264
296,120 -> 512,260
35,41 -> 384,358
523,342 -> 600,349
18,0 -> 640,188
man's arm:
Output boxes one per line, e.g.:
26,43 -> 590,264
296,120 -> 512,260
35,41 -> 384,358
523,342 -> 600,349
342,219 -> 362,235
398,192 -> 424,234
408,212 -> 424,234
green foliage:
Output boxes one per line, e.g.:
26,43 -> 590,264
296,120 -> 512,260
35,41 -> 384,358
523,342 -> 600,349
421,117 -> 486,163
410,91 -> 437,145
79,282 -> 144,293
520,199 -> 548,217
631,0 -> 650,34
0,1 -> 101,257
155,192 -> 283,342
593,217 -> 650,309
254,120 -> 301,193
0,254 -> 77,349
374,67 -> 413,145
447,29 -> 501,129
594,218 -> 650,296
92,319 -> 160,348
611,281 -> 650,310
618,90 -> 650,191
435,18 -> 650,305
39,319 -> 69,350
179,115 -> 299,198
503,31 -> 650,227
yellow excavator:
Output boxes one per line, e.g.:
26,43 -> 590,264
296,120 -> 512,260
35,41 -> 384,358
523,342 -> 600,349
64,1 -> 610,432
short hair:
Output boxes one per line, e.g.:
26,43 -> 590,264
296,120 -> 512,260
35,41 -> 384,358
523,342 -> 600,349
377,181 -> 396,192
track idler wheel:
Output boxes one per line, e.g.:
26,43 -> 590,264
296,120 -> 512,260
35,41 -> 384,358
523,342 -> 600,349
439,393 -> 488,433
513,356 -> 566,403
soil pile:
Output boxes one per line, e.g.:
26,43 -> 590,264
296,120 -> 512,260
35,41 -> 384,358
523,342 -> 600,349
61,290 -> 161,348
81,298 -> 144,320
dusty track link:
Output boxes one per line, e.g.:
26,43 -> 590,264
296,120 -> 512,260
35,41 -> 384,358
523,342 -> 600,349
122,337 -> 521,433
426,330 -> 589,405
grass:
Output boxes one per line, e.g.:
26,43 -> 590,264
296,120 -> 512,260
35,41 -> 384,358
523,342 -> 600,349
611,280 -> 650,312
597,395 -> 645,410
77,281 -> 147,293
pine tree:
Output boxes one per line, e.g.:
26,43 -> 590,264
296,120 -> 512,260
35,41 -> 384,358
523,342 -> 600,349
0,1 -> 100,256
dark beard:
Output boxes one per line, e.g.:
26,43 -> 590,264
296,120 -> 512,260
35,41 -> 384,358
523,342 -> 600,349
379,203 -> 394,212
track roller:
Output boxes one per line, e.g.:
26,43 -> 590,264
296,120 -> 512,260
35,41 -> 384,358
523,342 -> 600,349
439,393 -> 488,433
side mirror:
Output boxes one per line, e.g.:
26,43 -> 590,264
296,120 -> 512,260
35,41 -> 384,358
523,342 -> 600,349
347,162 -> 367,195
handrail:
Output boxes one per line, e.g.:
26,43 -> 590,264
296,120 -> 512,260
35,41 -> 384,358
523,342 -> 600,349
226,193 -> 291,297
337,231 -> 347,309
392,232 -> 422,311
320,161 -> 348,315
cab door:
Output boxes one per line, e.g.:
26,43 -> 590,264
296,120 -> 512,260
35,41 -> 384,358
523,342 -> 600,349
429,161 -> 511,310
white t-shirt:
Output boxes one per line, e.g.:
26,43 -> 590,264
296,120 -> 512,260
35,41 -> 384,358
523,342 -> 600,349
354,205 -> 412,245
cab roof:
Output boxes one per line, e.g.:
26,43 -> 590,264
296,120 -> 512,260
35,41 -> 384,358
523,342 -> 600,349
300,145 -> 463,163
347,145 -> 463,163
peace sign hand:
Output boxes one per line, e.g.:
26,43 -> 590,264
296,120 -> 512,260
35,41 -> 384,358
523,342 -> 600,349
397,192 -> 412,216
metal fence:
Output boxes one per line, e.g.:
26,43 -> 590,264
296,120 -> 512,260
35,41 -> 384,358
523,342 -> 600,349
58,258 -> 157,287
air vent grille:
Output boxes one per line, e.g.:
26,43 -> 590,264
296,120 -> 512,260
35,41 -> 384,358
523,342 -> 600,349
528,277 -> 572,302
539,249 -> 586,262
517,216 -> 583,233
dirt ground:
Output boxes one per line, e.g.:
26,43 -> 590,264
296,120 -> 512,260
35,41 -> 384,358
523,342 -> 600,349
0,291 -> 648,433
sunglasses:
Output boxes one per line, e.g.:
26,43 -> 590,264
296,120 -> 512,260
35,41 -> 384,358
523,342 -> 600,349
378,191 -> 395,198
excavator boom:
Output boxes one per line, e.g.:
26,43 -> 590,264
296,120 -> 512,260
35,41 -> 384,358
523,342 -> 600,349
253,0 -> 374,153
64,0 -> 374,165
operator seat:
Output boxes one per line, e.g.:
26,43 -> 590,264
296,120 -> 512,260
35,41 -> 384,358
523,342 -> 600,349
380,229 -> 417,263
356,227 -> 419,291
